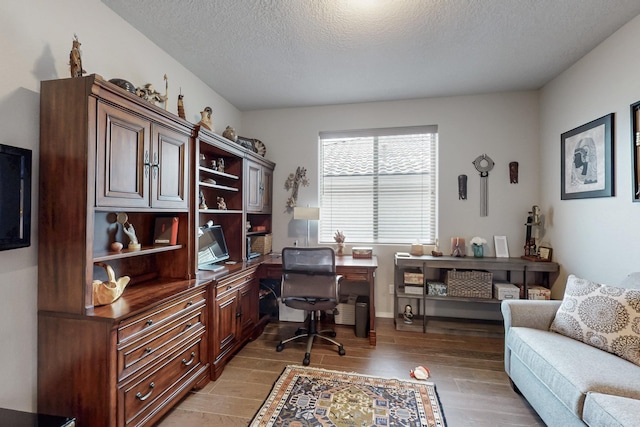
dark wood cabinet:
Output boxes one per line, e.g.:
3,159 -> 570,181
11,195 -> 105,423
38,75 -> 205,427
246,157 -> 273,214
210,266 -> 259,379
96,101 -> 189,209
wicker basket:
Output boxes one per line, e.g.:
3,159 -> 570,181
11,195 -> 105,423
445,269 -> 493,299
251,233 -> 272,255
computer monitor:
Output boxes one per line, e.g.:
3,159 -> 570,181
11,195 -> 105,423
197,225 -> 230,271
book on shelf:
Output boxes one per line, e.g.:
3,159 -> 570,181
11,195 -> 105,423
154,216 -> 179,246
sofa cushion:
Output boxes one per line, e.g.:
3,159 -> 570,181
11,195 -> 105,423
550,274 -> 640,366
507,327 -> 640,417
583,392 -> 640,427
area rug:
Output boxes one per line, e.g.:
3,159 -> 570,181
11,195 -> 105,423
250,365 -> 446,427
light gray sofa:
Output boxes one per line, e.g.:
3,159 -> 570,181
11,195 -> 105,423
501,274 -> 640,427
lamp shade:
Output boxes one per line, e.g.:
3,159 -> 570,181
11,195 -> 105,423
293,206 -> 320,220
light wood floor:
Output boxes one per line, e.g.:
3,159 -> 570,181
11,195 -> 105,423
157,317 -> 544,426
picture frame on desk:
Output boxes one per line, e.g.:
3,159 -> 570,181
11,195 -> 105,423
538,246 -> 553,261
494,235 -> 509,258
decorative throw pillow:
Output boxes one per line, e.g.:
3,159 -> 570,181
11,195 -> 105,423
550,274 -> 640,366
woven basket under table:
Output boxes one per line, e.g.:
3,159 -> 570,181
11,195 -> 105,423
445,269 -> 493,299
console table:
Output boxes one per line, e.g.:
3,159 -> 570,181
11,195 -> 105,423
260,255 -> 378,345
394,254 -> 559,332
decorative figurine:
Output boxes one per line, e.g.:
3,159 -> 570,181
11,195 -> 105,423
334,230 -> 345,256
210,159 -> 217,171
136,75 -> 168,107
199,190 -> 207,210
217,196 -> 227,210
123,222 -> 140,250
198,106 -> 214,131
222,126 -> 238,142
217,158 -> 225,173
509,161 -> 519,184
69,34 -> 86,78
177,89 -> 186,119
403,305 -> 414,324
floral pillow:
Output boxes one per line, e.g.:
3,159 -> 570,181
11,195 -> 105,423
550,274 -> 640,366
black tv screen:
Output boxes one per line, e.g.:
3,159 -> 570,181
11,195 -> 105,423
0,144 -> 32,251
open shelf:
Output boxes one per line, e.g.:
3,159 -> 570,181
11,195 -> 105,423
198,166 -> 239,180
93,244 -> 182,262
199,181 -> 239,192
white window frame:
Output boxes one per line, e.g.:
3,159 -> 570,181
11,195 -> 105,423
319,125 -> 438,245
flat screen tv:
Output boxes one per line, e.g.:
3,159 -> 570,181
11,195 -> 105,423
197,224 -> 229,272
0,144 -> 31,251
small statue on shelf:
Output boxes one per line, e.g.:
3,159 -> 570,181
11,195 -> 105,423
198,106 -> 214,131
403,305 -> 414,324
217,196 -> 227,210
69,34 -> 86,78
177,89 -> 186,119
199,190 -> 208,210
217,158 -> 225,173
123,222 -> 140,250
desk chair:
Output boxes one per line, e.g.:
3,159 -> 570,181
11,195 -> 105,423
276,247 -> 346,365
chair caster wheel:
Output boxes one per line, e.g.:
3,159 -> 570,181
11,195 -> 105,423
276,343 -> 284,352
303,353 -> 311,366
329,331 -> 337,338
338,346 -> 345,356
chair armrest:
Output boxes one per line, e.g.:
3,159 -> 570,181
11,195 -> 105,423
501,300 -> 562,332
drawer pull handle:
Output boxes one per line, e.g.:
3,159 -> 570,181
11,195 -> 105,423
185,323 -> 192,328
135,382 -> 155,401
236,312 -> 242,318
146,319 -> 153,326
227,285 -> 232,290
187,301 -> 193,306
145,347 -> 152,353
182,352 -> 196,366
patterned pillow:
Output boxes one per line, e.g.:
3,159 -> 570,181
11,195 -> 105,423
550,274 -> 640,366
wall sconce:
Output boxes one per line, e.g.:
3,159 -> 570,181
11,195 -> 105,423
293,206 -> 320,247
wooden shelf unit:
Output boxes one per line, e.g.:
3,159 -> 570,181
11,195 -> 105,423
393,254 -> 559,332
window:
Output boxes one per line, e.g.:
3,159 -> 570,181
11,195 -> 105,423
319,125 -> 438,244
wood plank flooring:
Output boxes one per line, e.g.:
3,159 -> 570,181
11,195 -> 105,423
157,318 -> 544,426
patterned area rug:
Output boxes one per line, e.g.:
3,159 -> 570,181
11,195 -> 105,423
250,365 -> 446,427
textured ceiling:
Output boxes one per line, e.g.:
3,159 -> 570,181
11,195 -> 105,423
102,0 -> 640,111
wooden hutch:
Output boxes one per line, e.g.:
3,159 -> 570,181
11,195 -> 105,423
37,75 -> 274,426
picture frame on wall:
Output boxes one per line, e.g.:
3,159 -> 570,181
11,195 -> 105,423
560,113 -> 614,200
630,101 -> 640,201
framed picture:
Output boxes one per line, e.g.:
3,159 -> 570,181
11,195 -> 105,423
630,101 -> 640,201
494,236 -> 509,258
538,246 -> 553,261
561,113 -> 614,200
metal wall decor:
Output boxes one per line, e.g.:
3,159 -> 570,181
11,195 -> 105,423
509,161 -> 519,184
458,174 -> 467,200
472,154 -> 494,216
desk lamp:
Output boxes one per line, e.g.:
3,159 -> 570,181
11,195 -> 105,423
293,206 -> 320,246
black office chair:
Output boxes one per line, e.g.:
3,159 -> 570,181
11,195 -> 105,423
276,247 -> 346,365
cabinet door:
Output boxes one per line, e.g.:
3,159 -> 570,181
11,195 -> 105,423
238,280 -> 258,337
96,102 -> 151,208
261,166 -> 273,214
246,160 -> 262,212
151,125 -> 189,209
213,290 -> 239,360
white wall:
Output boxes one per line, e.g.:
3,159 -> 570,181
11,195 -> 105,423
540,14 -> 640,295
0,0 -> 240,412
242,91 -> 541,318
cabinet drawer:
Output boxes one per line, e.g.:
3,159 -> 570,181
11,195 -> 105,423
341,268 -> 371,282
216,269 -> 256,293
118,290 -> 206,344
118,308 -> 205,381
122,336 -> 205,426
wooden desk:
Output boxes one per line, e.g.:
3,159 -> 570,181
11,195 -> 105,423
260,255 -> 379,345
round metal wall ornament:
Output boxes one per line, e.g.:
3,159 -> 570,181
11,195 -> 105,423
472,154 -> 495,216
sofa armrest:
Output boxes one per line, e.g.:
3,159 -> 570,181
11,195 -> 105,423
501,299 -> 562,332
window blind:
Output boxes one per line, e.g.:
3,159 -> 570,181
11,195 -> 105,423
319,126 -> 438,244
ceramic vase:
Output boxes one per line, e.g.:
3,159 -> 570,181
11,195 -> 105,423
472,244 -> 484,258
